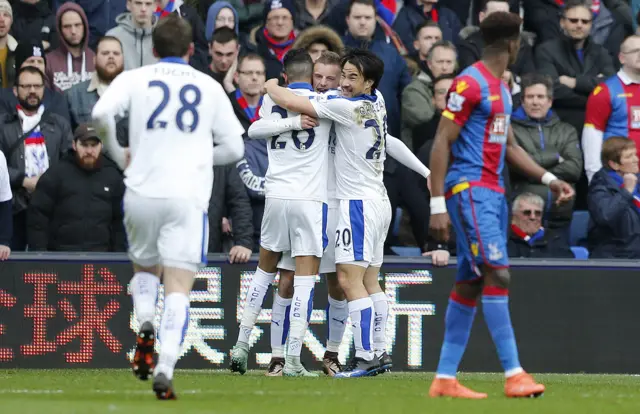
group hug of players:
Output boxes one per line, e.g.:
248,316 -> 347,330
227,9 -> 578,399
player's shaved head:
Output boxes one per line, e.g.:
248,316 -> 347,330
283,48 -> 314,84
341,48 -> 384,91
152,14 -> 193,59
480,11 -> 521,49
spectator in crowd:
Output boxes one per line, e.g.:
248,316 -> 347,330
0,40 -> 70,122
52,0 -> 127,50
107,0 -> 157,71
153,0 -> 209,71
536,0 -> 615,137
325,0 -> 396,38
590,0 -> 634,67
393,0 -> 461,56
200,0 -> 263,33
65,36 -> 124,131
293,0 -> 340,30
416,73 -> 454,164
11,0 -> 57,52
508,192 -> 573,258
0,1 -> 17,89
441,0 -> 519,27
407,21 -> 441,76
522,0 -> 564,45
252,0 -> 297,81
457,0 -> 536,94
0,66 -> 72,250
27,123 -> 125,252
343,0 -> 410,138
291,25 -> 344,62
0,149 -> 10,260
401,40 -> 456,151
46,3 -> 95,93
510,74 -> 583,233
583,35 -> 640,183
233,54 -> 268,249
205,1 -> 239,40
208,164 -> 254,262
588,136 -> 640,258
206,27 -> 239,92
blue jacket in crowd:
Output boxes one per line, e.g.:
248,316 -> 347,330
343,33 -> 411,137
392,1 -> 461,56
236,138 -> 267,250
587,168 -> 640,259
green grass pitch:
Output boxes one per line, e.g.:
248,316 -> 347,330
1,370 -> 640,414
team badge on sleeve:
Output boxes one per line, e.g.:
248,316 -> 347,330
447,92 -> 466,112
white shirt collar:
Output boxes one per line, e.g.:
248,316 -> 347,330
618,69 -> 640,85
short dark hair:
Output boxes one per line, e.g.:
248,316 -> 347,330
563,0 -> 592,15
414,20 -> 441,39
316,51 -> 341,67
602,137 -> 636,166
211,26 -> 238,46
432,73 -> 456,85
238,53 -> 266,71
426,40 -> 456,62
521,73 -> 553,99
482,0 -> 510,12
479,11 -> 521,50
341,48 -> 384,91
15,66 -> 45,87
283,48 -> 314,82
152,14 -> 193,59
347,0 -> 375,16
96,36 -> 122,52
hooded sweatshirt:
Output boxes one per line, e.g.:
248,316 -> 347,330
45,3 -> 95,93
106,13 -> 157,71
206,1 -> 239,41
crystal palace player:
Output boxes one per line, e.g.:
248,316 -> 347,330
428,12 -> 574,398
583,35 -> 640,182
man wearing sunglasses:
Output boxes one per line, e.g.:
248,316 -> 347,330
536,0 -> 615,138
508,193 -> 573,258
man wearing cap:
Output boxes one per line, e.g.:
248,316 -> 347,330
0,66 -> 72,250
0,1 -> 17,88
254,0 -> 297,80
27,123 -> 125,252
0,40 -> 70,122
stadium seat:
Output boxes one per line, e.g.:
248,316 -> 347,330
392,207 -> 402,236
569,211 -> 590,246
570,246 -> 589,260
391,246 -> 421,256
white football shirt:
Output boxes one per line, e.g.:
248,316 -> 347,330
0,150 -> 12,203
261,83 -> 332,203
91,57 -> 244,210
311,90 -> 388,200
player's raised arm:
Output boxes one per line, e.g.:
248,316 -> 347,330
248,115 -> 319,139
264,79 -> 319,117
386,134 -> 430,178
92,72 -> 131,170
582,84 -> 611,182
506,126 -> 575,204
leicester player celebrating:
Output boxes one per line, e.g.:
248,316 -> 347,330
428,12 -> 574,398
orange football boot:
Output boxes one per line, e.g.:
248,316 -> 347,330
505,372 -> 545,398
429,377 -> 488,399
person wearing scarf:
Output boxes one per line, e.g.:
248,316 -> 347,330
255,0 -> 297,80
507,192 -> 573,258
588,137 -> 640,258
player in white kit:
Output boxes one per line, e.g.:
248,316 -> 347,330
91,15 -> 245,399
229,49 -> 333,377
264,49 -> 431,377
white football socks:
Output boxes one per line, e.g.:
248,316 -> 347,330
270,293 -> 292,358
130,272 -> 160,326
156,292 -> 190,380
371,292 -> 389,356
286,276 -> 315,360
237,267 -> 276,346
326,296 -> 348,353
348,297 -> 374,361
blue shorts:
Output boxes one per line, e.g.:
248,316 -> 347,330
446,184 -> 509,283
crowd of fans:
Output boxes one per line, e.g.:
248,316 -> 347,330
0,0 -> 639,261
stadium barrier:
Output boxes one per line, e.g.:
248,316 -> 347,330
0,253 -> 638,374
